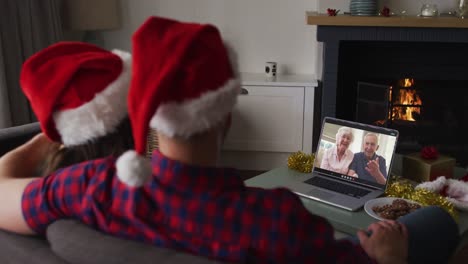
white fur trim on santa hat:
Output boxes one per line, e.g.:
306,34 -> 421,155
116,150 -> 152,187
415,176 -> 447,192
150,78 -> 240,138
445,179 -> 468,211
416,176 -> 468,212
53,49 -> 131,146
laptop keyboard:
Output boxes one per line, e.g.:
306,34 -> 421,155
305,177 -> 371,198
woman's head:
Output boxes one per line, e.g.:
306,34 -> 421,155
335,127 -> 354,151
20,42 -> 131,147
20,42 -> 132,174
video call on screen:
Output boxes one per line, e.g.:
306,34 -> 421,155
314,121 -> 398,188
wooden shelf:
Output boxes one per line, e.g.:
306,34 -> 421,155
306,12 -> 468,28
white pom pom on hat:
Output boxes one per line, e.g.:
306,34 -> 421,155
115,16 -> 240,187
116,151 -> 152,187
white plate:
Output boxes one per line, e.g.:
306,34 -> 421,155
364,197 -> 421,221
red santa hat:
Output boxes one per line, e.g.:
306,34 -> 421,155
20,42 -> 131,146
116,16 -> 240,187
416,174 -> 468,211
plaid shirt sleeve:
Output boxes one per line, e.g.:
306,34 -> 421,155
243,187 -> 374,263
21,159 -> 108,234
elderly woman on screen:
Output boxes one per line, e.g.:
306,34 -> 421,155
320,127 -> 354,174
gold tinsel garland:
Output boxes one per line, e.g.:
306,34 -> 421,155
287,151 -> 315,173
385,176 -> 458,221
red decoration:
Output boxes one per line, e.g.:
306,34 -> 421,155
420,146 -> 439,160
461,173 -> 468,182
381,6 -> 391,17
327,8 -> 339,16
440,184 -> 449,197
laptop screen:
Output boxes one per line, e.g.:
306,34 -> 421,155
313,117 -> 399,189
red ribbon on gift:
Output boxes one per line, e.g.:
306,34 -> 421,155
420,146 -> 439,160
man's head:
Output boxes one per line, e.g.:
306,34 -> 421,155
362,133 -> 379,159
116,16 -> 240,187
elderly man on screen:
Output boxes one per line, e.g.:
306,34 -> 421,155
348,133 -> 387,184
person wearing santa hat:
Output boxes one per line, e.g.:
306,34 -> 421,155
113,16 -> 382,262
0,41 -> 132,233
0,17 -> 460,264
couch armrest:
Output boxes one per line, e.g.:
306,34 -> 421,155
0,123 -> 41,156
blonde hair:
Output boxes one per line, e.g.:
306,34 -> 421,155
41,118 -> 134,175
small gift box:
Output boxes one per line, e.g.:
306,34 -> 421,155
402,152 -> 456,182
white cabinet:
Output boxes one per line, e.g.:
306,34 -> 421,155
220,73 -> 318,171
223,86 -> 304,152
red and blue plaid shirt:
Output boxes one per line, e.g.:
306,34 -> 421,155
22,151 -> 373,263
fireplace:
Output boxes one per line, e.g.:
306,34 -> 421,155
355,80 -> 423,126
316,26 -> 468,166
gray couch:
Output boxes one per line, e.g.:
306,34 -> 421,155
0,123 -> 224,264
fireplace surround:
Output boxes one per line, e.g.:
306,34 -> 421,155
316,24 -> 468,166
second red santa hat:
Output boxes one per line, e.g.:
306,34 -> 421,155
20,42 -> 131,146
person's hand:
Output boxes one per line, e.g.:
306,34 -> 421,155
0,133 -> 60,179
365,157 -> 387,184
357,220 -> 408,264
347,169 -> 359,178
22,133 -> 60,165
24,133 -> 62,175
365,157 -> 380,177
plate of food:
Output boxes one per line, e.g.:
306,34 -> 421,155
364,197 -> 422,221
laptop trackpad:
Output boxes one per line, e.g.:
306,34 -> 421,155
307,188 -> 335,200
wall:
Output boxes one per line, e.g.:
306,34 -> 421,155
101,0 -> 319,75
100,0 -> 460,76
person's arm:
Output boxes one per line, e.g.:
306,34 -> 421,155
365,157 -> 386,184
347,157 -> 358,177
0,133 -> 59,234
0,133 -> 60,180
357,220 -> 408,264
320,148 -> 331,170
0,178 -> 36,234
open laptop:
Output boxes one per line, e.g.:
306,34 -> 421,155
287,117 -> 399,211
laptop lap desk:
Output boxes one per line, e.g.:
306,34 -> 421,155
287,117 -> 399,211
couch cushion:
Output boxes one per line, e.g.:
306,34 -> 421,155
0,229 -> 67,264
46,219 -> 226,264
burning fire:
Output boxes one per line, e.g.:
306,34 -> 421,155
401,78 -> 414,87
390,78 -> 422,122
